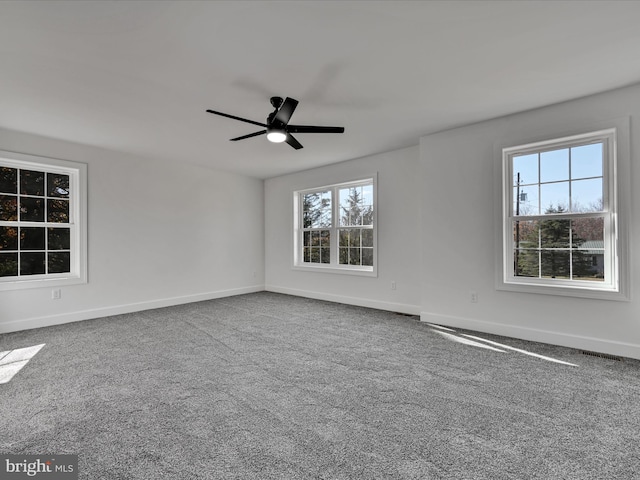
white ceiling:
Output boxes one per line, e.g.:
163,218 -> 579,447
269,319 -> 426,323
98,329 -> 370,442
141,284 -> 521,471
2,1 -> 640,179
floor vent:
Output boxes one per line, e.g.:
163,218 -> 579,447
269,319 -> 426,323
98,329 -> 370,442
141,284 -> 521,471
580,350 -> 623,362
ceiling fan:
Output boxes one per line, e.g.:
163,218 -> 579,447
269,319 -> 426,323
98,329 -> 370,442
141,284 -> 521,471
206,96 -> 344,150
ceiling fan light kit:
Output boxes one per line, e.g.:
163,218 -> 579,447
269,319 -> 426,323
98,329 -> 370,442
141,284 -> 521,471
266,129 -> 287,143
206,96 -> 344,150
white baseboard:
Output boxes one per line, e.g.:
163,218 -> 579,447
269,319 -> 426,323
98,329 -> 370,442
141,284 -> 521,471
0,285 -> 264,334
266,284 -> 421,316
420,311 -> 640,360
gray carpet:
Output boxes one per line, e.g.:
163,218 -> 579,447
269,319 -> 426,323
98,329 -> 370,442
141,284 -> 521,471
1,292 -> 639,479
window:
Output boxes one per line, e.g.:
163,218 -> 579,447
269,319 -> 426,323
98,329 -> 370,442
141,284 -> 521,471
294,178 -> 376,275
0,151 -> 86,290
501,129 -> 620,296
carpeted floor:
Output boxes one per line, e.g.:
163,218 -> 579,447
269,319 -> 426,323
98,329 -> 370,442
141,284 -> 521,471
1,292 -> 639,479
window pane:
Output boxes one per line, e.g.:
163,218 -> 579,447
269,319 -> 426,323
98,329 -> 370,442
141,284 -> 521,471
0,252 -> 18,277
320,247 -> 330,264
540,148 -> 569,183
571,143 -> 602,180
513,220 -> 539,250
48,199 -> 70,223
0,195 -> 18,221
362,205 -> 373,226
572,249 -> 602,281
47,173 -> 70,198
339,187 -> 354,210
303,191 -> 331,228
310,231 -> 320,246
0,168 -> 17,194
340,187 -> 365,226
310,247 -> 320,263
513,185 -> 539,215
515,249 -> 539,277
0,227 -> 18,250
572,217 -> 604,245
540,182 -> 569,213
48,252 -> 71,274
362,184 -> 373,204
339,247 -> 348,265
20,227 -> 45,250
540,250 -> 570,279
339,229 -> 349,247
320,191 -> 332,226
362,248 -> 373,266
362,229 -> 373,248
349,248 -> 361,265
349,229 -> 360,247
539,218 -> 570,248
572,217 -> 604,282
571,178 -> 602,212
20,197 -> 44,222
320,230 -> 330,247
48,228 -> 71,250
303,247 -> 310,263
20,170 -> 45,196
513,153 -> 538,186
514,219 -> 541,277
302,210 -> 312,228
20,252 -> 46,275
359,185 -> 374,226
303,231 -> 310,247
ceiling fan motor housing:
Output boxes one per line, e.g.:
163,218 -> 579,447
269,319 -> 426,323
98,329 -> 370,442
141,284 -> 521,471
270,96 -> 284,109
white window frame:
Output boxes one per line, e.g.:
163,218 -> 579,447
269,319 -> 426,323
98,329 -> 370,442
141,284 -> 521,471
0,151 -> 87,291
293,177 -> 377,277
499,128 -> 627,300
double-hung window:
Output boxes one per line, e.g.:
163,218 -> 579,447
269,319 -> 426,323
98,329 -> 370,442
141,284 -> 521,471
501,129 -> 620,296
0,151 -> 87,290
294,178 -> 376,275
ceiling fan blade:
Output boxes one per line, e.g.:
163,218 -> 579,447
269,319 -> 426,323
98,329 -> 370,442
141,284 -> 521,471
285,133 -> 303,150
230,130 -> 267,141
206,109 -> 267,128
274,97 -> 299,125
287,125 -> 345,134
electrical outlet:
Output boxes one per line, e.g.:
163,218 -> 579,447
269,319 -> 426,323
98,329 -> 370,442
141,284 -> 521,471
52,289 -> 62,300
470,291 -> 478,303
391,281 -> 397,290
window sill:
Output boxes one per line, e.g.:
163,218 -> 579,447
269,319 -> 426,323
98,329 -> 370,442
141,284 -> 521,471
293,263 -> 377,277
497,278 -> 628,301
0,275 -> 86,292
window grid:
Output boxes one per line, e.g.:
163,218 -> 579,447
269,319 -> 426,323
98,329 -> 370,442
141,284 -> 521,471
504,129 -> 617,292
0,165 -> 73,279
338,185 -> 373,267
297,179 -> 375,272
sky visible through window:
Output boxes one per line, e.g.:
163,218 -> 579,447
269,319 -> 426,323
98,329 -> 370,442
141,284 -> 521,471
513,142 -> 603,215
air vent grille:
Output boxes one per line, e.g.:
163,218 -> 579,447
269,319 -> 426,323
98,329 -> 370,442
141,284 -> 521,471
580,350 -> 623,362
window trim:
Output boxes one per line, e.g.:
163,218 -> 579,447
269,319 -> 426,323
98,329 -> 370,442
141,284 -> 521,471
0,150 -> 87,291
293,176 -> 377,277
497,126 -> 629,301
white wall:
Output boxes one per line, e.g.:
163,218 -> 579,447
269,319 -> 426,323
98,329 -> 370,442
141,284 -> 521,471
264,146 -> 421,315
5,85 -> 639,360
420,83 -> 640,359
0,128 -> 265,333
